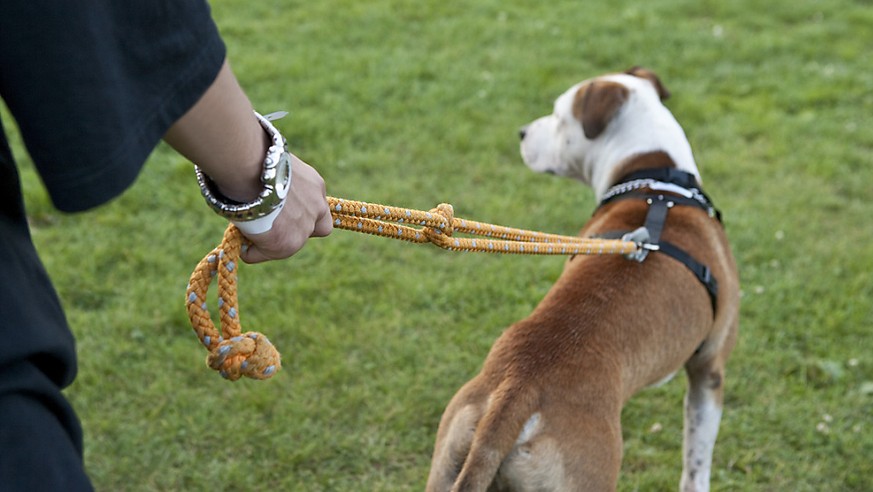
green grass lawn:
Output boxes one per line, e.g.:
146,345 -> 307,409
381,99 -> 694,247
6,0 -> 872,490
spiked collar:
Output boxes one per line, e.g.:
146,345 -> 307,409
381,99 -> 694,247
599,168 -> 721,222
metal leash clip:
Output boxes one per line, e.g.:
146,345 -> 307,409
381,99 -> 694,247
621,227 -> 657,262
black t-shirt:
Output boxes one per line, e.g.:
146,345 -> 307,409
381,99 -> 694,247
1,0 -> 226,212
0,1 -> 226,387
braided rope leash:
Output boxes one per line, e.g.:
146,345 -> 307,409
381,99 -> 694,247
327,197 -> 638,255
186,197 -> 641,381
186,225 -> 281,381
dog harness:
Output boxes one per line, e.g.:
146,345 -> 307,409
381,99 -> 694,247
595,168 -> 722,311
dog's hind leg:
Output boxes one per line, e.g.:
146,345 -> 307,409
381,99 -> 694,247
427,397 -> 482,491
680,356 -> 727,492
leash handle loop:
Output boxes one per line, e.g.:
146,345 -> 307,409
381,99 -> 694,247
185,225 -> 281,381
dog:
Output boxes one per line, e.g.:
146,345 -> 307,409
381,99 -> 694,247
426,67 -> 739,492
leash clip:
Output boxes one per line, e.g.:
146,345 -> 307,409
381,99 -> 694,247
621,226 -> 654,262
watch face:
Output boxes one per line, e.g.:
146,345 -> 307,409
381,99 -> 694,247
275,152 -> 292,199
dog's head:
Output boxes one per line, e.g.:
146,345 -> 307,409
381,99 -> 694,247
519,67 -> 697,198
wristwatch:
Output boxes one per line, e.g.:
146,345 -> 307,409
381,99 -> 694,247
195,111 -> 292,235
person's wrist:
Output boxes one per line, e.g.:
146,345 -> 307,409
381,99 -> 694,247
212,127 -> 270,203
195,111 -> 292,233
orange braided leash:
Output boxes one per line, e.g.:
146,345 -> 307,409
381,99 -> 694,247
186,225 -> 280,381
186,197 -> 640,381
327,197 -> 638,255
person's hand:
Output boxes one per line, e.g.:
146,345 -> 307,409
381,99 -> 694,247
239,154 -> 332,263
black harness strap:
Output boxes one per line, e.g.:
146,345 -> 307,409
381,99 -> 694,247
643,197 -> 670,244
657,241 -> 718,310
595,169 -> 721,312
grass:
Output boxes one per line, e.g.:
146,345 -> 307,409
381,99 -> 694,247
4,0 -> 872,490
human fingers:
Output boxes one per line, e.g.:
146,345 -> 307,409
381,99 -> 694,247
239,156 -> 331,263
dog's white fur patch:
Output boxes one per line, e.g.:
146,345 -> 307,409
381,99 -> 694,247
516,412 -> 541,445
681,390 -> 722,492
520,73 -> 700,201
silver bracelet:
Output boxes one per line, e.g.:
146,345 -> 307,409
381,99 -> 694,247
195,111 -> 292,234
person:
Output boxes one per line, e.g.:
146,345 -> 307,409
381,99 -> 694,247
0,1 -> 332,489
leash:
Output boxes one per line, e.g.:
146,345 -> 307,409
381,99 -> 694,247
327,197 -> 638,255
185,197 -> 642,381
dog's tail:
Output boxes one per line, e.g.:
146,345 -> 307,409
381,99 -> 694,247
451,380 -> 538,491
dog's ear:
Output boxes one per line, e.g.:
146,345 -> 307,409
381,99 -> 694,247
625,66 -> 671,100
573,81 -> 629,140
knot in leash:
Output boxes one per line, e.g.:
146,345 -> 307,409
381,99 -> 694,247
206,331 -> 279,381
185,225 -> 281,381
421,203 -> 456,248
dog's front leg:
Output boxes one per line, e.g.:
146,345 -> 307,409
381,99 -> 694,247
680,362 -> 725,492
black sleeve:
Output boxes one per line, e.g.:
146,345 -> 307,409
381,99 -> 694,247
0,0 -> 227,212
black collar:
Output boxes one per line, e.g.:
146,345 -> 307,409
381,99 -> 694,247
599,168 -> 721,222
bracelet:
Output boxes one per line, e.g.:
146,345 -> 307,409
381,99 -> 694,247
195,111 -> 292,234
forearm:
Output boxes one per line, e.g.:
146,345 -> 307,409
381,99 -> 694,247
164,58 -> 332,263
164,59 -> 266,202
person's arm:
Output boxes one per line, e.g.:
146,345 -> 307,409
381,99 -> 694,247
164,60 -> 332,263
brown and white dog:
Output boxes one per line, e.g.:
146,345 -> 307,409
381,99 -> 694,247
426,68 -> 739,491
